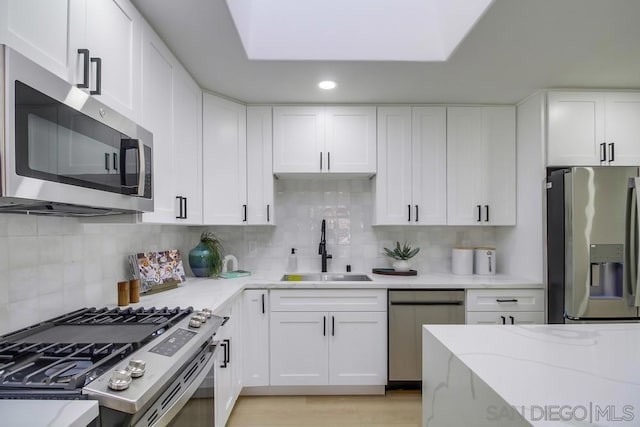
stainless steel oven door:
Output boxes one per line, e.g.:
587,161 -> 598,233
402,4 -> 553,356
134,342 -> 220,427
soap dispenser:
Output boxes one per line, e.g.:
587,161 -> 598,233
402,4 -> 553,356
288,248 -> 298,272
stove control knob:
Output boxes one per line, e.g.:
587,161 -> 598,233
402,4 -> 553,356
189,317 -> 202,328
126,359 -> 146,378
200,308 -> 212,318
108,369 -> 132,391
193,313 -> 207,323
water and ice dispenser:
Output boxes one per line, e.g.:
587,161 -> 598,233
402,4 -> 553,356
589,244 -> 623,298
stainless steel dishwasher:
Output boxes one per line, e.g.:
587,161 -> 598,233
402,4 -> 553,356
388,290 -> 465,386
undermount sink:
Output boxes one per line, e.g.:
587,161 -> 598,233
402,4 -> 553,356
281,273 -> 372,282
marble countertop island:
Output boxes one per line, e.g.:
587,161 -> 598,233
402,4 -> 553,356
422,324 -> 640,426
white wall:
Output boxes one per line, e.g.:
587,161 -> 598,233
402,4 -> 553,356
495,92 -> 546,282
0,214 -> 200,335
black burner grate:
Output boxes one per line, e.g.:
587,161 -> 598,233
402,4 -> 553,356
0,306 -> 192,394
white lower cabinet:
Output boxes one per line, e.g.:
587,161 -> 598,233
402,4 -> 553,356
269,290 -> 387,387
242,290 -> 270,387
465,289 -> 545,325
214,296 -> 242,427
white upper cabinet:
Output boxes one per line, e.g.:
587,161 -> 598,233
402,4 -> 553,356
447,106 -> 516,226
0,0 -> 71,81
69,0 -> 142,120
547,92 -> 605,166
375,106 -> 447,225
140,22 -> 202,225
247,106 -> 275,225
172,67 -> 203,225
140,25 -> 174,223
603,93 -> 640,165
273,106 -> 376,174
547,91 -> 640,166
202,93 -> 247,225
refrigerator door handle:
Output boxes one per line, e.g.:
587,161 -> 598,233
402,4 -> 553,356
625,177 -> 640,307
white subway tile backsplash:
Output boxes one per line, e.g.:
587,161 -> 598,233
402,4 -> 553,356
8,267 -> 38,302
38,264 -> 64,295
63,235 -> 84,262
7,215 -> 37,236
37,216 -> 63,236
38,236 -> 65,264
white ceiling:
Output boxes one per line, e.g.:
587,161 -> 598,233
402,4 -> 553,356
131,0 -> 640,105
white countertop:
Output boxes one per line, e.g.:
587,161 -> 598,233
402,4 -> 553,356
130,271 -> 542,312
423,324 -> 640,426
0,400 -> 98,427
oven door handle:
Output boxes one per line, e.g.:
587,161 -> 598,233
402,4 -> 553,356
134,342 -> 221,427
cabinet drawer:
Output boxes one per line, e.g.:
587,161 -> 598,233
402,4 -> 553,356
466,311 -> 545,325
270,289 -> 387,312
466,289 -> 544,312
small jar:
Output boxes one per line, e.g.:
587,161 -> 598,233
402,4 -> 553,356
117,281 -> 129,306
129,279 -> 140,303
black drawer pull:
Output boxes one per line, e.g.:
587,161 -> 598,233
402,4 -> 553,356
496,298 -> 518,303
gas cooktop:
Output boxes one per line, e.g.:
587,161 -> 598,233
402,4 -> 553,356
0,307 -> 193,395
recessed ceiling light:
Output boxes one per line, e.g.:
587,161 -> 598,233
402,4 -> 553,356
318,80 -> 336,90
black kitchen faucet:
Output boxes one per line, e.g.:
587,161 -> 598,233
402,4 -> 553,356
318,219 -> 332,272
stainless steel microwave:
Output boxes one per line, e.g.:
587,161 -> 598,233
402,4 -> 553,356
0,45 -> 153,216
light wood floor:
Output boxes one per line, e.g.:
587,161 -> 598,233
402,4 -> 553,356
227,390 -> 422,427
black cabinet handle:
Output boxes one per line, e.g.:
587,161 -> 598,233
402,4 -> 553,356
225,338 -> 231,364
77,49 -> 90,88
609,143 -> 615,163
221,316 -> 230,326
484,205 -> 490,222
261,293 -> 265,314
415,205 -> 419,222
407,204 -> 411,222
242,204 -> 247,222
104,153 -> 110,171
90,57 -> 102,95
600,142 -> 607,162
331,316 -> 335,336
267,204 -> 270,222
176,196 -> 182,219
323,316 -> 326,336
220,341 -> 228,368
477,205 -> 482,222
320,152 -> 323,170
500,315 -> 506,325
184,197 -> 187,219
496,298 -> 518,303
509,316 -> 515,324
113,153 -> 118,171
328,152 -> 331,171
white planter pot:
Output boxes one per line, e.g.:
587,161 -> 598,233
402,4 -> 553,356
393,260 -> 411,272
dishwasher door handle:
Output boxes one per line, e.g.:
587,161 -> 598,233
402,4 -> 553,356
390,301 -> 464,306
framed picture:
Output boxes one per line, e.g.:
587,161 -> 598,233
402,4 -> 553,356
129,249 -> 186,294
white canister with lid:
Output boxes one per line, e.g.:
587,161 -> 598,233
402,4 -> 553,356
451,247 -> 474,275
474,247 -> 496,275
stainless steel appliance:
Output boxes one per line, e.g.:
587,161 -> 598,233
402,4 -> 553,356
547,166 -> 640,323
0,306 -> 223,426
388,290 -> 465,386
0,45 -> 153,216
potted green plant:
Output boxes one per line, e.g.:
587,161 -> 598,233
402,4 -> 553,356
383,241 -> 420,272
188,231 -> 224,277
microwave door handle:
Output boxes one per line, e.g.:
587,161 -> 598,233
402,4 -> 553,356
136,139 -> 146,197
119,139 -> 145,196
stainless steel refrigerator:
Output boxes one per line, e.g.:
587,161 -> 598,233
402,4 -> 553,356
547,166 -> 640,323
